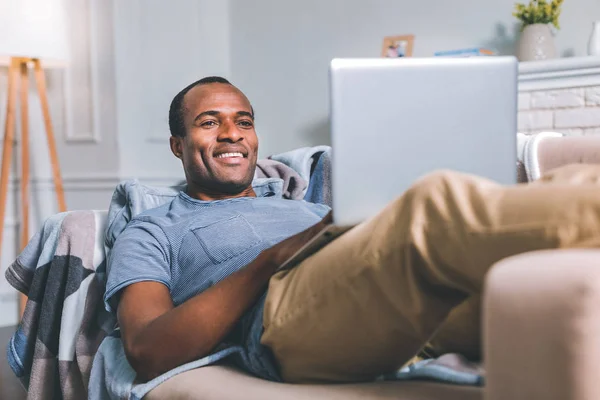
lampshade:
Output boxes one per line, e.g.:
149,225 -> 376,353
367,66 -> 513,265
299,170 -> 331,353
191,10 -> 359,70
0,0 -> 68,68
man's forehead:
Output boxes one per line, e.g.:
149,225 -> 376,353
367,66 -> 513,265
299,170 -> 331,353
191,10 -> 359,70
184,83 -> 252,113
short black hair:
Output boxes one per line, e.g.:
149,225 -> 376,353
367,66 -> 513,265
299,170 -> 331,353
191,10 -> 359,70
168,76 -> 234,138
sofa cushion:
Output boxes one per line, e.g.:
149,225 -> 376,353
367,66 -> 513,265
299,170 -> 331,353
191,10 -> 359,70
144,365 -> 482,400
485,249 -> 600,400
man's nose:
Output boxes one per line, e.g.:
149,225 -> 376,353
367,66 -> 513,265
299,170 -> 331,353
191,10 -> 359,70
218,121 -> 243,142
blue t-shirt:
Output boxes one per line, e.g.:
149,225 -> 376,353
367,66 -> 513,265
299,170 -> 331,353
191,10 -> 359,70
104,190 -> 330,380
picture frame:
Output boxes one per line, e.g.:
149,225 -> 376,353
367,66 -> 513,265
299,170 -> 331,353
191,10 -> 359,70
381,35 -> 415,58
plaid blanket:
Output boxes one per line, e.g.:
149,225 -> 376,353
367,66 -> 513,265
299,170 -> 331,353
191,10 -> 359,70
5,210 -> 116,400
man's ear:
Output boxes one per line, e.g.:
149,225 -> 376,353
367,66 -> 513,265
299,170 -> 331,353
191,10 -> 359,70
170,136 -> 183,159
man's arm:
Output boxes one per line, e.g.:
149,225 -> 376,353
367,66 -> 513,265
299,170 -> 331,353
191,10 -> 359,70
117,212 -> 331,382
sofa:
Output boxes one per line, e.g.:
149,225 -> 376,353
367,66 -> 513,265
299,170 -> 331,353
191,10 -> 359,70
8,134 -> 600,400
145,134 -> 600,400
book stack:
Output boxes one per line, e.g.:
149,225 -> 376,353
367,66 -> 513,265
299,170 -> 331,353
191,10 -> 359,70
434,47 -> 497,57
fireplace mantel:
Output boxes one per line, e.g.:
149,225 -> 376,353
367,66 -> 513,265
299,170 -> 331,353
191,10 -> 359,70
519,56 -> 600,92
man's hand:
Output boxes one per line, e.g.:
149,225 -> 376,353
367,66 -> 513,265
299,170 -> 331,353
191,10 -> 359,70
266,211 -> 333,267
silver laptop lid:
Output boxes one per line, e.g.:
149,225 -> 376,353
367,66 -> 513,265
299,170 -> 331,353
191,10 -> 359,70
329,57 -> 518,226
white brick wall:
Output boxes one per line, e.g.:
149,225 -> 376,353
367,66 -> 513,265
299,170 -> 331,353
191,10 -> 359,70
586,87 -> 600,106
518,93 -> 531,111
555,108 -> 600,128
530,89 -> 585,109
519,84 -> 600,136
517,111 -> 553,131
557,128 -> 584,136
584,127 -> 600,135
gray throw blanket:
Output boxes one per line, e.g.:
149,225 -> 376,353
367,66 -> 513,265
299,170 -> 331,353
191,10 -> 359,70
254,159 -> 307,200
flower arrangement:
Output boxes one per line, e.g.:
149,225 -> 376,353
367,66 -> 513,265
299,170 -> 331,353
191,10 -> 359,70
513,0 -> 564,30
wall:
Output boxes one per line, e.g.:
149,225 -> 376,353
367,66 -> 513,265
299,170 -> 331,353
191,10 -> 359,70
518,86 -> 600,135
229,0 -> 600,157
112,0 -> 231,182
0,0 -> 120,326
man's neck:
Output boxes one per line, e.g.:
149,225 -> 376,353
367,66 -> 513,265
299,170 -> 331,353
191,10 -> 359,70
186,185 -> 257,201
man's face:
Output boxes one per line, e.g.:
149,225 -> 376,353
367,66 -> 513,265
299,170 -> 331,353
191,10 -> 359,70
172,83 -> 258,196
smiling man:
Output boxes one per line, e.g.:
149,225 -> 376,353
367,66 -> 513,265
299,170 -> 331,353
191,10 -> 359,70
106,76 -> 600,386
105,76 -> 331,383
170,78 -> 258,199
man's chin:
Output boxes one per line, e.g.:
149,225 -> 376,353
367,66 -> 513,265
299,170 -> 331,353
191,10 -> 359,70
211,178 -> 254,195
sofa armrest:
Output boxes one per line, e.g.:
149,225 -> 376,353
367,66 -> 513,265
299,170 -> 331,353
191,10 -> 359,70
538,136 -> 600,175
483,249 -> 600,400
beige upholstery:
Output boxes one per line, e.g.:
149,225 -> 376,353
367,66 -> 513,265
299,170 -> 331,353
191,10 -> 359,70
144,135 -> 600,399
486,135 -> 600,399
145,365 -> 482,400
485,250 -> 600,400
538,136 -> 600,176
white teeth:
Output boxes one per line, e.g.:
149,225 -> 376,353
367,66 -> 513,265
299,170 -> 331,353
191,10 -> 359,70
215,152 -> 243,159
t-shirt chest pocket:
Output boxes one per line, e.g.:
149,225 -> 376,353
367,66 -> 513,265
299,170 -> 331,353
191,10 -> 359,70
191,215 -> 262,264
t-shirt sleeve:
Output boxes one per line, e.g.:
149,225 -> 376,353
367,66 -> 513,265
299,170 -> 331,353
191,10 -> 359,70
104,220 -> 171,313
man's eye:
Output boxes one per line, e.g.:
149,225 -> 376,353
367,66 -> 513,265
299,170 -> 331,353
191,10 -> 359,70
238,120 -> 253,128
201,120 -> 217,127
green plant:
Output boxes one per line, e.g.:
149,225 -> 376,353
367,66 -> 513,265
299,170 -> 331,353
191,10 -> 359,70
513,0 -> 564,30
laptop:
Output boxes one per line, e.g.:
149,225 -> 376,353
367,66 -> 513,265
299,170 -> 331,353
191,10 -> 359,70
278,56 -> 518,271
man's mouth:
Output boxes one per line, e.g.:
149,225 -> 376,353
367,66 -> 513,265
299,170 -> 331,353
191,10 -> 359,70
215,152 -> 245,159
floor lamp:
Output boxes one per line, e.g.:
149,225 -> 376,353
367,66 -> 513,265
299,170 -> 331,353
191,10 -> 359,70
0,0 -> 69,316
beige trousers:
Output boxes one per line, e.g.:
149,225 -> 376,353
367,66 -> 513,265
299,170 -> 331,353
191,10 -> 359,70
261,165 -> 600,383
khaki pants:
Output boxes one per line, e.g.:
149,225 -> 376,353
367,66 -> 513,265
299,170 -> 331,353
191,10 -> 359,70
261,165 -> 600,383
